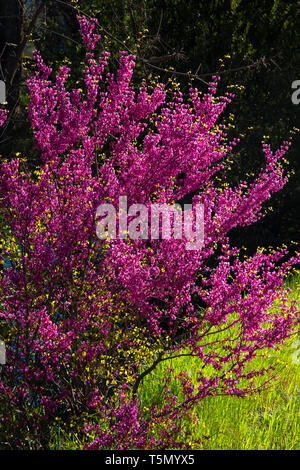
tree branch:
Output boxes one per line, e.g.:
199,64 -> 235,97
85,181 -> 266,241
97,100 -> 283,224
7,0 -> 50,88
132,351 -> 164,398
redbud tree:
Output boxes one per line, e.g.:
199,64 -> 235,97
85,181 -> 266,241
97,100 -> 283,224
0,17 -> 299,449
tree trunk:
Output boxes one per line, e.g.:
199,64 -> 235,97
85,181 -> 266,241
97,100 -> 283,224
0,0 -> 24,158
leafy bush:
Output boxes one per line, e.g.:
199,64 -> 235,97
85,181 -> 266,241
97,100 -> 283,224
0,16 -> 299,449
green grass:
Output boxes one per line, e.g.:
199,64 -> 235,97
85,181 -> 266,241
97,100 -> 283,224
139,338 -> 299,449
50,274 -> 300,450
138,275 -> 300,450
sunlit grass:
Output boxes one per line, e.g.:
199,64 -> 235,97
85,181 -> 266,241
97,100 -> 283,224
50,274 -> 299,450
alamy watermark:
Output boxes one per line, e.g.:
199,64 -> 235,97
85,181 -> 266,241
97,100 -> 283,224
0,80 -> 6,104
291,339 -> 300,365
96,197 -> 204,250
0,340 -> 6,365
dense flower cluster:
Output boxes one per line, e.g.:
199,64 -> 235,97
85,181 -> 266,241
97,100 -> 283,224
0,16 -> 299,449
